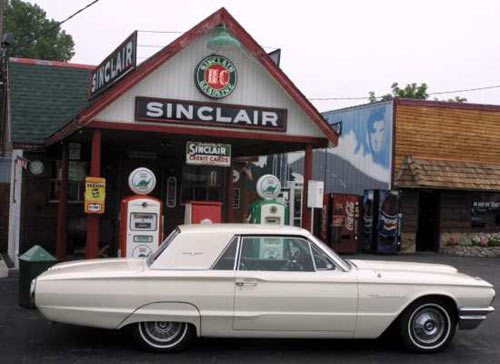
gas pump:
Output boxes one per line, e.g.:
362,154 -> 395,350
119,168 -> 163,258
249,174 -> 289,226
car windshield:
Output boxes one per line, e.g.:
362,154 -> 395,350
309,234 -> 351,271
146,228 -> 179,266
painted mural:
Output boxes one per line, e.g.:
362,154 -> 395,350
288,101 -> 394,195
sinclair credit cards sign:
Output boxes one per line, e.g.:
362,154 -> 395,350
186,141 -> 231,167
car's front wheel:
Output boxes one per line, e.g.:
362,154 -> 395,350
133,321 -> 195,352
399,298 -> 456,353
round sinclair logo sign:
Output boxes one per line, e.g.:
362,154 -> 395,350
256,174 -> 281,200
128,167 -> 157,195
195,54 -> 237,99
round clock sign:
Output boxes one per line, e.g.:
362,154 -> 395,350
195,55 -> 237,99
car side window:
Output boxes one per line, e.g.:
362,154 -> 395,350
239,236 -> 314,272
212,237 -> 238,270
311,244 -> 336,271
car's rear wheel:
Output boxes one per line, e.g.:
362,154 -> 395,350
399,298 -> 456,353
133,321 -> 195,352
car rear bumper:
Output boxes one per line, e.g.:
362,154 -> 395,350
458,306 -> 495,330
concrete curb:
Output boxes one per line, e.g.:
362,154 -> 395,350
0,254 -> 9,278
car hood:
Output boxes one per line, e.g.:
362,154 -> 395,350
38,258 -> 145,280
350,259 -> 458,274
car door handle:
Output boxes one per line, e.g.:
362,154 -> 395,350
235,281 -> 257,287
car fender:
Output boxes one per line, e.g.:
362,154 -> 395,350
117,302 -> 201,336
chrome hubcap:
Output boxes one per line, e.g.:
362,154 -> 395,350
412,307 -> 446,345
143,321 -> 184,343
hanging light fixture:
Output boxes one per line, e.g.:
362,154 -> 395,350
207,25 -> 241,51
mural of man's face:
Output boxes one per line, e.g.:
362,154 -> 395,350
369,119 -> 385,153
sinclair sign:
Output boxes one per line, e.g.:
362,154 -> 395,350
135,97 -> 287,132
89,31 -> 137,98
186,141 -> 231,167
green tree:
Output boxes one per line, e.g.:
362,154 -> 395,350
369,82 -> 467,103
5,0 -> 75,61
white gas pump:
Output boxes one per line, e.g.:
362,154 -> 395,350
119,168 -> 162,258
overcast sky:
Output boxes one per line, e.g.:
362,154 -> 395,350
30,0 -> 500,111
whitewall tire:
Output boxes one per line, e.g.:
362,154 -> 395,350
133,321 -> 195,352
399,298 -> 456,353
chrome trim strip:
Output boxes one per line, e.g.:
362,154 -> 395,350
458,306 -> 494,330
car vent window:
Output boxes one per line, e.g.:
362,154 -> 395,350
212,237 -> 238,270
311,244 -> 336,271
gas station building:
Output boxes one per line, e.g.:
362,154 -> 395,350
3,8 -> 338,265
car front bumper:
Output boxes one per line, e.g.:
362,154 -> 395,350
458,306 -> 495,330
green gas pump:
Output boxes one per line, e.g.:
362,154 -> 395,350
249,174 -> 289,226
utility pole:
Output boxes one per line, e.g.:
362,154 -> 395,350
0,0 -> 5,155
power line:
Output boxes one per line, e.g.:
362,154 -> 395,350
138,30 -> 183,34
309,84 -> 500,101
17,0 -> 100,48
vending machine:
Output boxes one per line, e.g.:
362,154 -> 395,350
119,195 -> 162,258
361,190 -> 401,254
184,201 -> 222,224
328,194 -> 360,254
361,190 -> 377,253
375,190 -> 402,253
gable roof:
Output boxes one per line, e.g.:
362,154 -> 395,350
396,155 -> 500,191
8,58 -> 94,146
46,7 -> 338,146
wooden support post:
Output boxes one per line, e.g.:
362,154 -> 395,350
302,144 -> 313,231
86,129 -> 101,259
225,165 -> 233,223
55,143 -> 69,260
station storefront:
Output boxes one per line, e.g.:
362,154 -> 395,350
6,8 -> 338,264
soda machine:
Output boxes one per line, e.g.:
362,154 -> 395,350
325,193 -> 360,254
361,189 -> 401,253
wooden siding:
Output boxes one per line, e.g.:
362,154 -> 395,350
399,189 -> 419,233
440,191 -> 471,232
394,104 -> 500,180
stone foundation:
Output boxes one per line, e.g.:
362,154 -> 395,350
440,245 -> 500,258
400,232 -> 416,253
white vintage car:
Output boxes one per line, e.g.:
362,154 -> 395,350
32,224 -> 495,353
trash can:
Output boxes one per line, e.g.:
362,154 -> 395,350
18,245 -> 57,308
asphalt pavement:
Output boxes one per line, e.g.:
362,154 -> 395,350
0,253 -> 498,364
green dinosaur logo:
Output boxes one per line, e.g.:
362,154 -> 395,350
135,178 -> 151,187
264,185 -> 277,193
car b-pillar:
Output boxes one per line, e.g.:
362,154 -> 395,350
86,129 -> 101,258
301,144 -> 312,231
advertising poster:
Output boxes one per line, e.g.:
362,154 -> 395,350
84,177 -> 106,214
287,101 -> 393,195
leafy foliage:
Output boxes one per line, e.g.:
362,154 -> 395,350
5,0 -> 75,61
369,82 -> 467,103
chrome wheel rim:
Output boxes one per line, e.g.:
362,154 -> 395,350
139,321 -> 188,349
409,304 -> 450,349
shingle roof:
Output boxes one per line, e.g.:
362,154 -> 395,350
9,60 -> 92,145
396,155 -> 500,191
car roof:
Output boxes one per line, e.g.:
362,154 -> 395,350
177,223 -> 311,236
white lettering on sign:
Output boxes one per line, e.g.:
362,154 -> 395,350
216,108 -> 231,123
90,32 -> 137,98
146,102 -> 163,117
137,98 -> 287,132
234,109 -> 252,124
262,111 -> 278,126
198,106 -> 213,121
